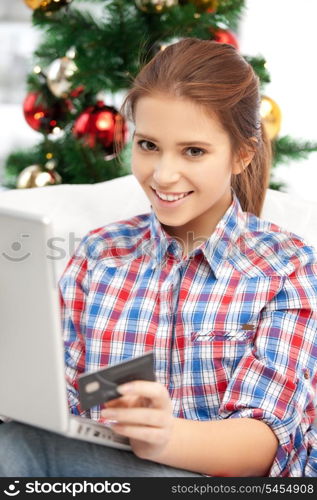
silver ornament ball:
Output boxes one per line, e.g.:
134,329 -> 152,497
47,56 -> 77,98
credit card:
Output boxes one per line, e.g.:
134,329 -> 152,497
78,351 -> 155,410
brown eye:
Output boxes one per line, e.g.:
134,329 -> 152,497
137,140 -> 157,151
187,147 -> 205,157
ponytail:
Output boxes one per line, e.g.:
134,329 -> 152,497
231,122 -> 272,216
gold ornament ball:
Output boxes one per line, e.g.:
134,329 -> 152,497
17,164 -> 62,189
135,0 -> 178,14
47,56 -> 77,98
24,0 -> 45,8
260,95 -> 282,140
24,0 -> 72,12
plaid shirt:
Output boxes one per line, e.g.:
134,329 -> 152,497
59,191 -> 317,477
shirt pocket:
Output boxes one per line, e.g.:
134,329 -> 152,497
191,322 -> 255,373
181,325 -> 254,419
190,323 -> 254,358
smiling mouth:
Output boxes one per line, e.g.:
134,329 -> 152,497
151,187 -> 194,200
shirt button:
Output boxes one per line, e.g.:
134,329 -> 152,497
304,369 -> 310,379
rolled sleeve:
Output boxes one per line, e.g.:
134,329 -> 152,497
219,257 -> 317,477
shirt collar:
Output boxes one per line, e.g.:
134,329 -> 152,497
149,189 -> 245,278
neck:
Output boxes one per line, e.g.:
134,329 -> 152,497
162,191 -> 233,257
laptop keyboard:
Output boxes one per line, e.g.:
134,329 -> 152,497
72,415 -> 130,446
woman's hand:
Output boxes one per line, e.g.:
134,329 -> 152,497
101,381 -> 174,461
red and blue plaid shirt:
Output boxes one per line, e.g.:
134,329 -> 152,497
59,191 -> 317,477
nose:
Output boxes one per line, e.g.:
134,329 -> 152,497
152,155 -> 181,187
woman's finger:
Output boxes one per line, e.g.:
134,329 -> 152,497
110,423 -> 167,445
102,394 -> 145,409
117,381 -> 171,410
101,407 -> 169,428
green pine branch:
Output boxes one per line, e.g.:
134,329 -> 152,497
244,55 -> 271,88
28,1 -> 246,96
5,0 -> 317,191
213,0 -> 246,30
3,133 -> 131,189
31,6 -> 148,93
272,135 -> 317,167
268,179 -> 287,192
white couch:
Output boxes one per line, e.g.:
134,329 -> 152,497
1,175 -> 317,428
1,174 -> 317,279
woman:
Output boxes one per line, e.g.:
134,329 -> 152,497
1,38 -> 316,477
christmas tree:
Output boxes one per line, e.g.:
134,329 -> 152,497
4,0 -> 317,189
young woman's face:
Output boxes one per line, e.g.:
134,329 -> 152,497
131,94 -> 243,248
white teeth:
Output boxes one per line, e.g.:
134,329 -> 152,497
156,191 -> 190,201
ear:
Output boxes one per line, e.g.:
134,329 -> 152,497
232,138 -> 257,175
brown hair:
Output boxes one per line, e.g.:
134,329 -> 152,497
119,37 -> 272,216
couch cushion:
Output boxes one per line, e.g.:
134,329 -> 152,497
261,188 -> 317,248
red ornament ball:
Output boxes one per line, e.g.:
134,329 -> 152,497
23,91 -> 67,134
73,101 -> 128,159
212,29 -> 239,49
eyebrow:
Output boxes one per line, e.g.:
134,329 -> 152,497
133,132 -> 212,147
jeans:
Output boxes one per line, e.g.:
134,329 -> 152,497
0,422 -> 202,477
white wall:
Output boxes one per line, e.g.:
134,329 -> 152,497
239,0 -> 317,202
0,1 -> 39,184
1,0 -> 317,201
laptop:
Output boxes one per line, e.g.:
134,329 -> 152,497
0,206 -> 131,451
